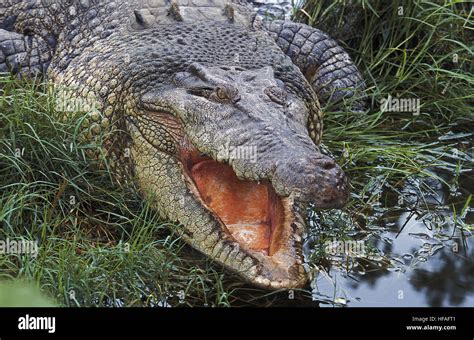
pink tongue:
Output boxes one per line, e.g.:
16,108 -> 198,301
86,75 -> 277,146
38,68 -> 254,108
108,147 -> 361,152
191,160 -> 271,253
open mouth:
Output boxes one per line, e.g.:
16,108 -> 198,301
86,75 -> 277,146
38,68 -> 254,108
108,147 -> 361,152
180,144 -> 307,289
191,158 -> 285,256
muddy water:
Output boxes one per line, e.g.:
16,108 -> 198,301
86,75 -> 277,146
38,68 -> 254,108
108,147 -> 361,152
308,173 -> 473,307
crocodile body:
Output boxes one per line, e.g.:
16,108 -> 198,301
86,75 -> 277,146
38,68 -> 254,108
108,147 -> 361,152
1,0 -> 365,289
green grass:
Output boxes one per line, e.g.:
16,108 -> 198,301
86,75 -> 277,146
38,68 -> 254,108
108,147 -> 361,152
295,1 -> 472,218
0,280 -> 57,307
0,0 -> 472,306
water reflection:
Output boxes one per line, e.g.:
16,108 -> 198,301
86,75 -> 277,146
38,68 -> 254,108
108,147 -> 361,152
310,174 -> 473,307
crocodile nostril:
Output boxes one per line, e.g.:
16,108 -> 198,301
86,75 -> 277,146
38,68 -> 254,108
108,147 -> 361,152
315,158 -> 335,170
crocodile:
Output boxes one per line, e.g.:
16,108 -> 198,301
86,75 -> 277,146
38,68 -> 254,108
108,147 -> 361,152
0,0 -> 365,289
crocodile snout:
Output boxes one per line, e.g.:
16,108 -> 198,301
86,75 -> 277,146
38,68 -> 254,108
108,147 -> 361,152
312,157 -> 349,208
273,154 -> 349,209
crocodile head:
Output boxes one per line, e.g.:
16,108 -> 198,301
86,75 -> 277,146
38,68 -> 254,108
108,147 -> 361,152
130,62 -> 349,289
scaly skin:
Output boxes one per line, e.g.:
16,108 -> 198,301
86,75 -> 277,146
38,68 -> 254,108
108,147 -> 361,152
0,0 -> 365,289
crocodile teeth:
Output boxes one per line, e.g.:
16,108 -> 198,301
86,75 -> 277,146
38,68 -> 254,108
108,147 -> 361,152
255,277 -> 271,287
270,279 -> 290,289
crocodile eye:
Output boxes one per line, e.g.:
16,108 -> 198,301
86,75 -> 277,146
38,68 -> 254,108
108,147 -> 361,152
265,86 -> 287,106
210,85 -> 240,104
